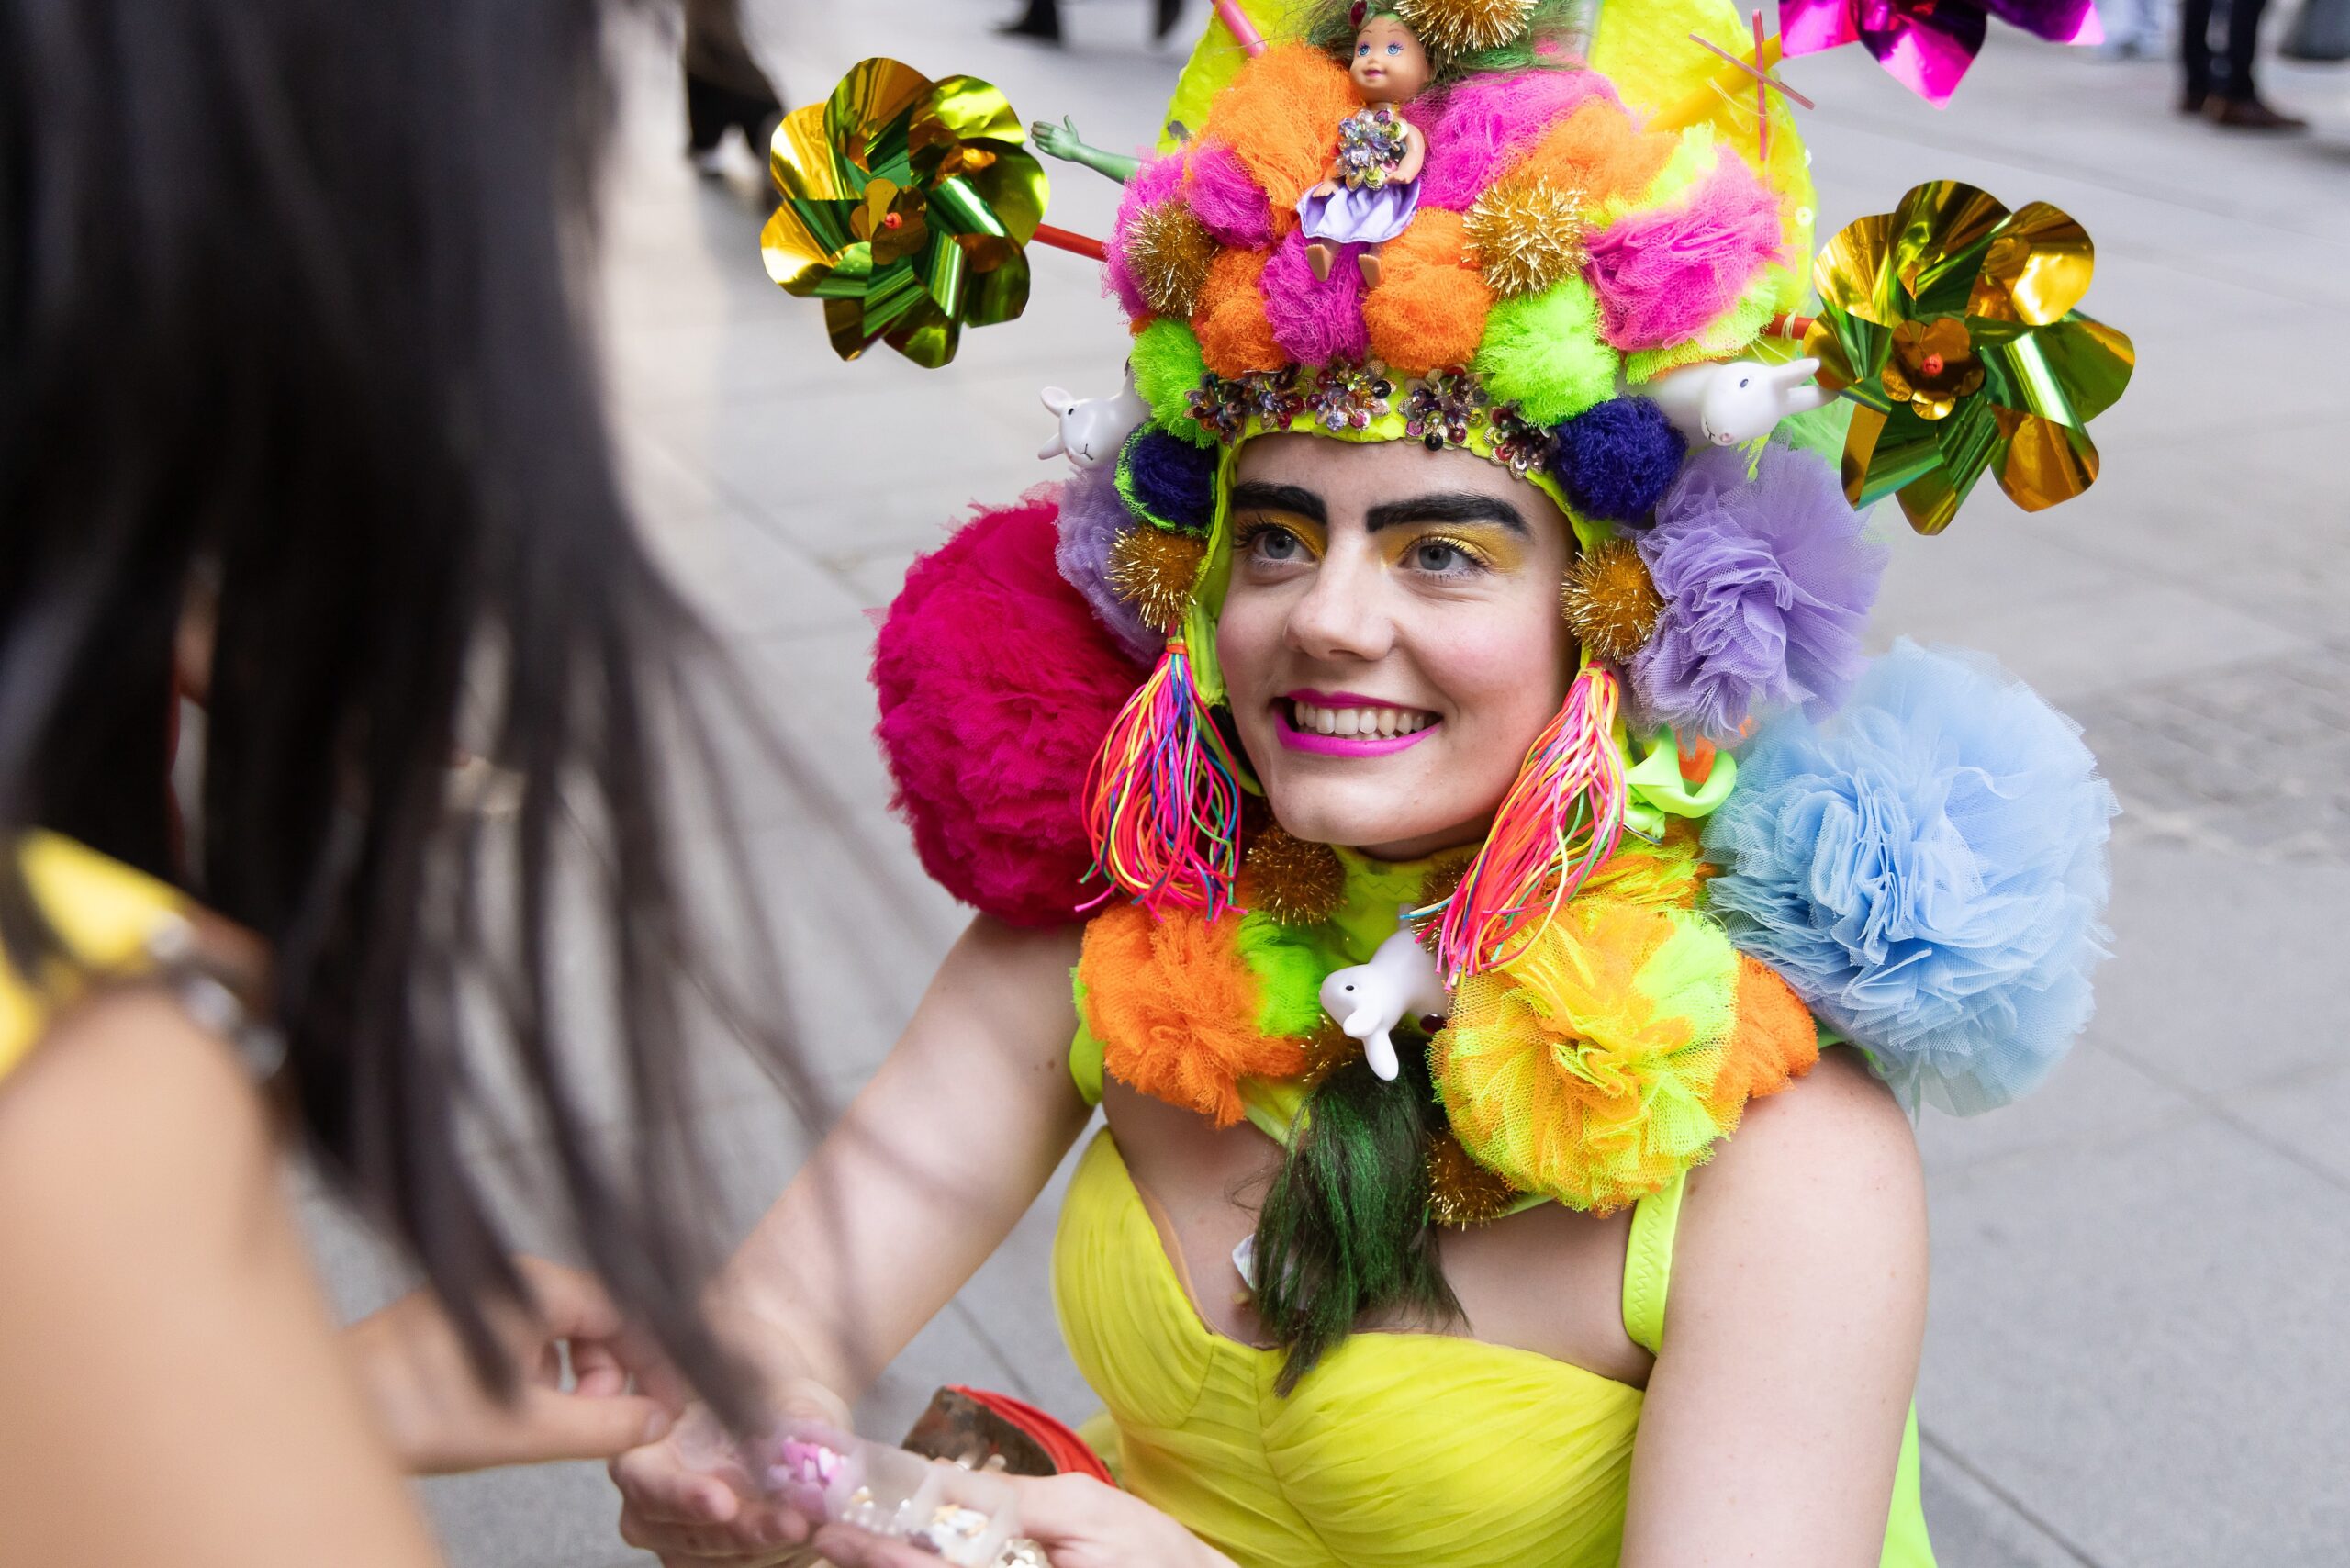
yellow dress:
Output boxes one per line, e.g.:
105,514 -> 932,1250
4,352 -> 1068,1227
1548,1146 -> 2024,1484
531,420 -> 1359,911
0,834 -> 195,1089
1053,1130 -> 1936,1567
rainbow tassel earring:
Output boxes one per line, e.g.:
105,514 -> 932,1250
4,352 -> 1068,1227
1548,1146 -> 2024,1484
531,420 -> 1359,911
1420,666 -> 1628,983
1082,638 -> 1246,918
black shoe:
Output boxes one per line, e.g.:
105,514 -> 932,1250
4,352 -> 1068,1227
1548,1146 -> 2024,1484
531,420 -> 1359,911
1156,0 -> 1184,39
2209,94 -> 2310,129
999,0 -> 1063,42
2178,85 -> 2209,113
685,68 -> 782,172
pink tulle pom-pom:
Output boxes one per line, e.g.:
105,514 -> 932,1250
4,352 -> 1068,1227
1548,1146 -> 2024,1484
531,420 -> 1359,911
872,488 -> 1148,926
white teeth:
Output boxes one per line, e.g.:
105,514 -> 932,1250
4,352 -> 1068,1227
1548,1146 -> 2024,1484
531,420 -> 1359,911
1290,700 -> 1435,739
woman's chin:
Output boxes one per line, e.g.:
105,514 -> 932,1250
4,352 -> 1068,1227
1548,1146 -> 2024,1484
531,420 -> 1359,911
1260,776 -> 1483,860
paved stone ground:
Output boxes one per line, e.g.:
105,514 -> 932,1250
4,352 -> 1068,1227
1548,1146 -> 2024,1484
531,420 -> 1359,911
300,3 -> 2350,1563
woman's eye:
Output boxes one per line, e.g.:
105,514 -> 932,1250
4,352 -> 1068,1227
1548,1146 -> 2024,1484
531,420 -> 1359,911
1412,541 -> 1467,572
1245,525 -> 1307,564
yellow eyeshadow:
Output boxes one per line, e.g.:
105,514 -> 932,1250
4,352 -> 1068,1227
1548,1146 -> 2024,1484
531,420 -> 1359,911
1234,511 -> 1327,558
1383,523 -> 1528,571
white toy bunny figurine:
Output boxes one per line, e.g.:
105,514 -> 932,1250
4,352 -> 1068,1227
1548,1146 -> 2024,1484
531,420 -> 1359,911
1037,363 -> 1148,469
1639,356 -> 1834,447
1318,911 -> 1449,1082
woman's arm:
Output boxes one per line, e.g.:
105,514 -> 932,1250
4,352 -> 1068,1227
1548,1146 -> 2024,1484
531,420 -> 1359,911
712,914 -> 1091,1398
0,991 -> 444,1568
1619,1049 -> 1929,1568
613,914 -> 1091,1562
347,1257 -> 686,1474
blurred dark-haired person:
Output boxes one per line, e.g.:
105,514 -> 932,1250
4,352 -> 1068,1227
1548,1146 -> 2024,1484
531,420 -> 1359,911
0,1 -> 811,1561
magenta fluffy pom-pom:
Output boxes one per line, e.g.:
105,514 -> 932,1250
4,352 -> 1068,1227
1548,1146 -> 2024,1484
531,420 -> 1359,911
1412,70 -> 1616,211
1261,228 -> 1370,364
872,489 -> 1147,926
1105,152 -> 1192,319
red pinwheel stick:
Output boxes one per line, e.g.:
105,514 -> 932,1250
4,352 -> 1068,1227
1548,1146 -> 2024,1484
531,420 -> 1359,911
1034,224 -> 1107,262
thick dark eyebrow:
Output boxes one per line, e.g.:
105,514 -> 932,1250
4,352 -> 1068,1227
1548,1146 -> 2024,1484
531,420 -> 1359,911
1227,481 -> 1326,525
1364,490 -> 1530,536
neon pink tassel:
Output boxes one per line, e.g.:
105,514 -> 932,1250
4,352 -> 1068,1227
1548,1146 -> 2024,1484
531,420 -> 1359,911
1420,667 -> 1628,982
1082,639 -> 1245,918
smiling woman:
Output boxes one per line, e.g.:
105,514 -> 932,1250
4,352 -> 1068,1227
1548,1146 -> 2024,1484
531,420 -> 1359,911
614,2 -> 2123,1564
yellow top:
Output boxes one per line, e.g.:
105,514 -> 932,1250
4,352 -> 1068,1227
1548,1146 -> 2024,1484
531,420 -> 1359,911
1052,1131 -> 1935,1568
0,834 -> 192,1090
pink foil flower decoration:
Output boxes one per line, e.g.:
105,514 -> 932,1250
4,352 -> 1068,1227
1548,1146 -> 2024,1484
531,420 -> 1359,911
1778,0 -> 2103,106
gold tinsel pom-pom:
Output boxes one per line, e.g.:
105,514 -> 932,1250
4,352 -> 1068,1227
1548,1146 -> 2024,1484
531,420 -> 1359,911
1298,1021 -> 1363,1088
1107,527 -> 1209,633
1241,824 -> 1348,926
1395,0 -> 1539,57
1427,1130 -> 1522,1227
1125,202 -> 1219,319
1464,178 -> 1589,297
1560,539 -> 1663,665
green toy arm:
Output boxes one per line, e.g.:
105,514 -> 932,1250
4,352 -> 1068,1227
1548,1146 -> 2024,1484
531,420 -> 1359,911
1028,115 -> 1143,185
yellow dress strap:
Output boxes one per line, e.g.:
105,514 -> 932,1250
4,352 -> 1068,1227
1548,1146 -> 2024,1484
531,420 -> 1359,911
1619,1170 -> 1686,1356
0,834 -> 195,1086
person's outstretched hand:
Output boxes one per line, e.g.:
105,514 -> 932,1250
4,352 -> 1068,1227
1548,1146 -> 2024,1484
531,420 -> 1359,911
814,1473 -> 1238,1568
347,1256 -> 687,1476
610,1383 -> 852,1565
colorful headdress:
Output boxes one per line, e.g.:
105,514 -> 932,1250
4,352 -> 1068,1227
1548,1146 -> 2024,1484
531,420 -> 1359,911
810,0 -> 2122,1255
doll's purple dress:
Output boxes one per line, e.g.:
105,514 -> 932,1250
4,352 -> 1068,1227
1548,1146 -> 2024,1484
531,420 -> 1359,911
1295,106 -> 1419,244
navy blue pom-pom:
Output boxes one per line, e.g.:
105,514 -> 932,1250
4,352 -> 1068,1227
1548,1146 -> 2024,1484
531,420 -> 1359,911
1117,427 -> 1219,535
1549,398 -> 1687,524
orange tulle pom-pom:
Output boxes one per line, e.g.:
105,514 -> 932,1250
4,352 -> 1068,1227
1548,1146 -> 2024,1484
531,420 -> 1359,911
1507,100 -> 1677,208
1710,956 -> 1819,1114
1200,44 -> 1361,215
1193,247 -> 1285,376
1362,209 -> 1495,378
1079,902 -> 1309,1127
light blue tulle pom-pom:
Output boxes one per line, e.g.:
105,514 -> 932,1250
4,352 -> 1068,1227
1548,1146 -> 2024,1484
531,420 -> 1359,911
1702,641 -> 2119,1114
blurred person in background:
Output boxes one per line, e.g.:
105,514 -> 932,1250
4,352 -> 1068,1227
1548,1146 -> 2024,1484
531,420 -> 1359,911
2181,0 -> 2310,124
1002,0 -> 1191,46
683,0 -> 784,174
0,0 -> 820,1559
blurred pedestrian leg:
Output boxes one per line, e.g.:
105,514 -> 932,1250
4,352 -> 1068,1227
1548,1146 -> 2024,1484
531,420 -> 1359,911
1002,0 -> 1063,41
684,0 -> 783,172
2180,0 -> 2310,124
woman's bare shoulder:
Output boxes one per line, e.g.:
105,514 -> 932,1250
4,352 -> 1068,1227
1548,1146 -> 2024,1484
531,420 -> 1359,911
0,986 -> 269,1195
1681,1047 -> 1927,1283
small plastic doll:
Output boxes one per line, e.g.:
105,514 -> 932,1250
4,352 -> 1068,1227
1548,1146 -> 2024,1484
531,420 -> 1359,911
1299,6 -> 1432,288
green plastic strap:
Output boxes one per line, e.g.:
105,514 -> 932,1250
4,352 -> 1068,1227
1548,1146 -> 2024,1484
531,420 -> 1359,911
1623,726 -> 1738,836
1620,1168 -> 1688,1355
1069,974 -> 1105,1107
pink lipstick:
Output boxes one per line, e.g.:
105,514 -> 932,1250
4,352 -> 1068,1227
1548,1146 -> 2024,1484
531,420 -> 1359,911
1274,693 -> 1441,758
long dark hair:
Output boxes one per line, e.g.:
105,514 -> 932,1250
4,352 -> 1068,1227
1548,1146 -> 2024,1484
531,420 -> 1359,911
0,0 -> 800,1420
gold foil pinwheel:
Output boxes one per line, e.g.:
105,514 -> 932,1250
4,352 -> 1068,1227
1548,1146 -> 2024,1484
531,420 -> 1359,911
1805,181 -> 2134,534
761,59 -> 1047,368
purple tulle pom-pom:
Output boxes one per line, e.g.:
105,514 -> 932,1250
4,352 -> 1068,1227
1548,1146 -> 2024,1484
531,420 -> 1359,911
1631,443 -> 1886,741
1118,428 -> 1219,534
1549,398 -> 1687,522
1054,465 -> 1164,664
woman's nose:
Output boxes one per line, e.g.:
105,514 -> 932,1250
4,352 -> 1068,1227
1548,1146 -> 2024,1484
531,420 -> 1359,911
1285,548 -> 1394,664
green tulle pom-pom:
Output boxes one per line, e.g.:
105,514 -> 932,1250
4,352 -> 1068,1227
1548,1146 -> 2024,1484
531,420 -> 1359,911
1473,276 -> 1618,427
1130,318 -> 1214,447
